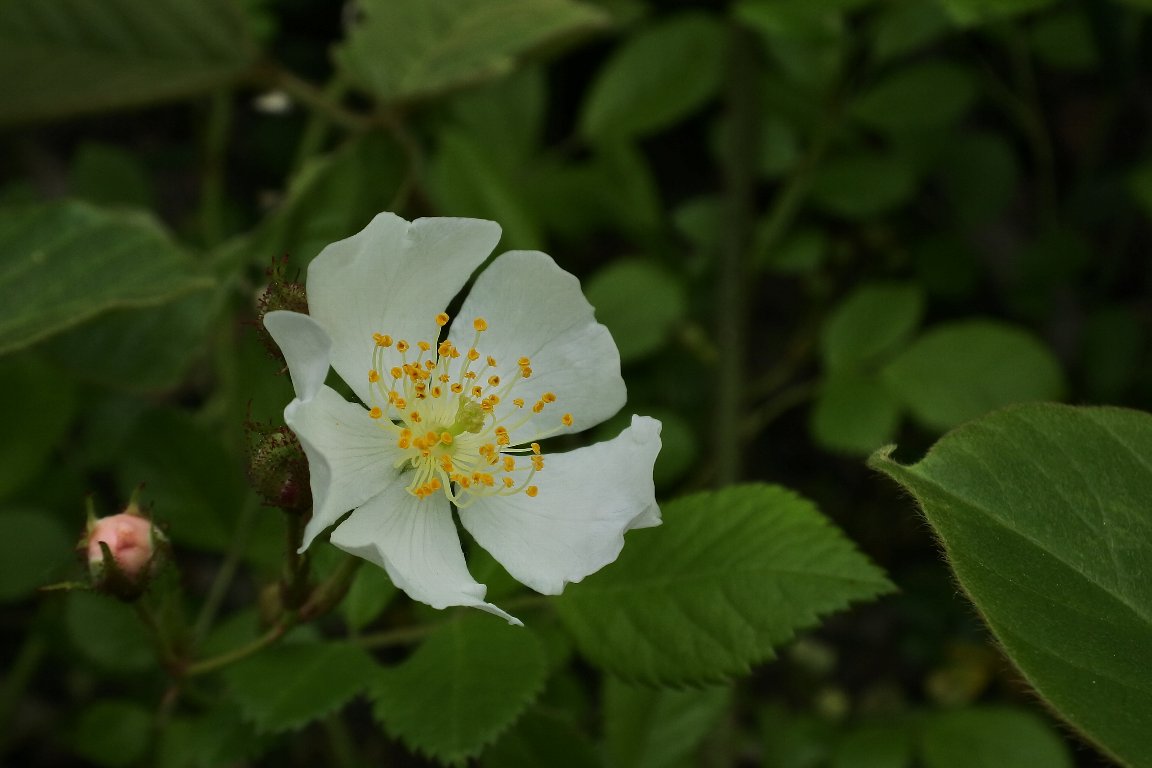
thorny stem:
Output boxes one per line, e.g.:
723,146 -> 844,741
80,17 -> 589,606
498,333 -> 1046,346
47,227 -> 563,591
714,23 -> 761,487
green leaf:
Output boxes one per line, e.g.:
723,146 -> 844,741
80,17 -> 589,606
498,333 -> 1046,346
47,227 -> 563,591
869,404 -> 1152,767
934,0 -> 1054,26
811,152 -> 917,219
0,354 -> 76,498
919,707 -> 1072,768
0,202 -> 213,356
480,710 -> 601,768
430,128 -> 543,251
337,0 -> 606,104
341,563 -> 398,632
821,282 -> 924,371
810,371 -> 902,456
372,614 -> 549,763
64,591 -> 156,671
585,260 -> 687,363
934,132 -> 1019,227
447,66 -> 547,175
224,642 -> 378,732
849,63 -> 977,132
71,700 -> 153,767
45,286 -> 223,394
580,13 -> 725,141
71,143 -> 154,209
604,678 -> 731,768
832,722 -> 913,768
556,484 -> 894,685
881,320 -> 1065,432
0,0 -> 256,124
238,132 -> 407,270
0,508 -> 73,601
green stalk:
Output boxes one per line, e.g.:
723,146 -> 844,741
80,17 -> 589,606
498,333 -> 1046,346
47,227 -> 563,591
714,23 -> 761,487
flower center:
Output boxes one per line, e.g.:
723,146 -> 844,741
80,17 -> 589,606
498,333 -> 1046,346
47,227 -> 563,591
365,314 -> 573,505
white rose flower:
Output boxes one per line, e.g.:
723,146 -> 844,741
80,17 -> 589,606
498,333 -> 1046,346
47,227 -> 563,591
264,212 -> 662,624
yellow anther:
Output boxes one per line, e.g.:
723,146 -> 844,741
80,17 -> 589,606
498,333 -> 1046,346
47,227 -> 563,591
373,333 -> 393,347
472,386 -> 483,398
410,411 -> 422,423
467,348 -> 480,362
440,432 -> 453,445
451,383 -> 464,394
518,356 -> 531,367
513,398 -> 525,408
418,341 -> 431,352
431,386 -> 442,398
391,367 -> 402,380
398,437 -> 411,449
562,413 -> 574,427
531,442 -> 541,455
396,340 -> 410,353
425,431 -> 437,444
488,375 -> 500,387
525,486 -> 539,498
532,401 -> 545,413
368,370 -> 380,383
465,371 -> 477,380
438,341 -> 453,357
369,407 -> 383,419
542,392 -> 557,403
521,367 -> 533,378
532,455 -> 545,471
503,477 -> 515,488
496,432 -> 510,445
486,355 -> 497,367
435,312 -> 450,327
473,318 -> 488,332
394,398 -> 407,410
438,373 -> 451,383
503,456 -> 516,472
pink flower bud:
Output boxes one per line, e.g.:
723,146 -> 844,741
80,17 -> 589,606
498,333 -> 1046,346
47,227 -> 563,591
87,513 -> 156,580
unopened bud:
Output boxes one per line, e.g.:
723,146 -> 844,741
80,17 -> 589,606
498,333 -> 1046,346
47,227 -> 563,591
82,500 -> 166,600
247,423 -> 312,514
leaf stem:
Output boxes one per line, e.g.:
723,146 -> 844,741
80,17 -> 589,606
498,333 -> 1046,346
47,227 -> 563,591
252,61 -> 370,133
185,615 -> 294,676
199,89 -> 233,247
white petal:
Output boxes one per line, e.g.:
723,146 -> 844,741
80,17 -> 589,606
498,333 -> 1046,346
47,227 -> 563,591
307,213 -> 501,404
448,251 -> 627,444
263,310 -> 331,402
284,386 -> 404,550
330,484 -> 520,625
459,415 -> 661,595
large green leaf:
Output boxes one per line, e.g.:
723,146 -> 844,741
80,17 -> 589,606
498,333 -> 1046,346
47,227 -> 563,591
0,202 -> 213,356
881,320 -> 1065,432
480,710 -> 600,768
0,354 -> 76,497
870,404 -> 1152,767
580,12 -> 726,141
371,614 -> 549,763
0,0 -> 256,124
556,484 -> 894,685
224,642 -> 378,732
337,0 -> 606,104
